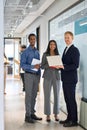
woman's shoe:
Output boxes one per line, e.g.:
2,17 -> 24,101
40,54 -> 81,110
46,116 -> 51,122
54,115 -> 59,121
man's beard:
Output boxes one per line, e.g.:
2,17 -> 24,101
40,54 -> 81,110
30,43 -> 35,48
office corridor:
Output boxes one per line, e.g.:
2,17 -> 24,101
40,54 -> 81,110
4,78 -> 83,130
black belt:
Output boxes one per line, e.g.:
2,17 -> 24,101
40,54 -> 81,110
25,71 -> 39,75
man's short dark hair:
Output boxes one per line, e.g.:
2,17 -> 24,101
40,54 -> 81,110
28,33 -> 36,41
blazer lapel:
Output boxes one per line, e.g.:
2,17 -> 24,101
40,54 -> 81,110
63,47 -> 67,56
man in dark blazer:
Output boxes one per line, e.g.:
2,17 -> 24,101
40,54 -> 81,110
60,31 -> 80,127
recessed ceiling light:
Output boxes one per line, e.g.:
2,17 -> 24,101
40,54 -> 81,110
29,2 -> 33,8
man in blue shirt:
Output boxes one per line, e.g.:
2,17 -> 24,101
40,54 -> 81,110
20,34 -> 42,123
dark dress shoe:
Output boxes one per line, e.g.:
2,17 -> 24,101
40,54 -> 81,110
46,119 -> 51,122
31,114 -> 42,120
59,119 -> 69,124
25,116 -> 35,123
55,118 -> 59,121
63,121 -> 78,127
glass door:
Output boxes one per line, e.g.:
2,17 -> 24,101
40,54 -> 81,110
14,39 -> 20,78
4,38 -> 21,79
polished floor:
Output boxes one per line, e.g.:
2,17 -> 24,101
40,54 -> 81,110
4,77 -> 84,130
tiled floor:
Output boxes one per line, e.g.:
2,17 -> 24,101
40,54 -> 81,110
4,78 -> 84,130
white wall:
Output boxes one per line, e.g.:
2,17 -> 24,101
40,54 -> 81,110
0,0 -> 4,130
22,0 -> 79,57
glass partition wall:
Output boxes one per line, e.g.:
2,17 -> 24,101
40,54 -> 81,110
49,0 -> 87,115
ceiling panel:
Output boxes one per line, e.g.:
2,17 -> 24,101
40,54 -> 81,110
18,0 -> 30,6
4,0 -> 55,36
5,0 -> 20,6
32,0 -> 40,5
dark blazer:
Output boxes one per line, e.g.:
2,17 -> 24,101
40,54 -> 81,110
41,53 -> 60,80
61,45 -> 80,84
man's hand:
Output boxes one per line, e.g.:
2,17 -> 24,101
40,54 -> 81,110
34,64 -> 40,69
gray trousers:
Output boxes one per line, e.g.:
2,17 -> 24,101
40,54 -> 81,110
43,77 -> 60,115
24,73 -> 40,117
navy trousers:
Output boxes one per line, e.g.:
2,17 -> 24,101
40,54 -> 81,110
62,83 -> 78,122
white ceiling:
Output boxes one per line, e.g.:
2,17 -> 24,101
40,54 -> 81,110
4,0 -> 55,36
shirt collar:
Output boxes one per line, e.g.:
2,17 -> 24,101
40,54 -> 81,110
29,45 -> 36,50
66,43 -> 73,49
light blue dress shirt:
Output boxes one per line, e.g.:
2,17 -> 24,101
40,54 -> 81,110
20,45 -> 40,75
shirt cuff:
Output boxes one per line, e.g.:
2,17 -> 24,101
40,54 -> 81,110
31,65 -> 34,69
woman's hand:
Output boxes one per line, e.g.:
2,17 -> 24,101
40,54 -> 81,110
55,65 -> 64,69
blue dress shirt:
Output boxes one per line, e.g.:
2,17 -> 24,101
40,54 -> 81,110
20,45 -> 40,75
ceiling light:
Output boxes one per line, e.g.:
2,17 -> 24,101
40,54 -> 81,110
22,9 -> 26,15
29,2 -> 33,8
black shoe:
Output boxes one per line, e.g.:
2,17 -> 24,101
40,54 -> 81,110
55,118 -> 59,121
22,87 -> 25,91
25,116 -> 35,123
31,114 -> 42,120
54,115 -> 59,122
59,119 -> 69,124
63,121 -> 78,127
46,119 -> 51,122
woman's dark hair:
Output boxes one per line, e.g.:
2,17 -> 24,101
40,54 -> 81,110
45,40 -> 59,55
